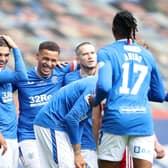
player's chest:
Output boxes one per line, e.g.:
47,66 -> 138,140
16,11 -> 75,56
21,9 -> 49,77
0,83 -> 13,103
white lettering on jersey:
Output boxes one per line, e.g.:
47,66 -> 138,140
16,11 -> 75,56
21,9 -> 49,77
2,92 -> 13,103
124,53 -> 142,63
119,106 -> 146,114
124,45 -> 141,53
29,94 -> 52,107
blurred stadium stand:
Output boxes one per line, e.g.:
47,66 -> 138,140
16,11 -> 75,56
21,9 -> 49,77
1,0 -> 168,108
1,1 -> 168,167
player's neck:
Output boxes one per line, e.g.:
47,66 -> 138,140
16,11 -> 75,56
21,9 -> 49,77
35,66 -> 51,79
80,67 -> 97,77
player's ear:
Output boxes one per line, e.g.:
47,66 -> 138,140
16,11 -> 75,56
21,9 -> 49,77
36,52 -> 40,60
76,56 -> 80,64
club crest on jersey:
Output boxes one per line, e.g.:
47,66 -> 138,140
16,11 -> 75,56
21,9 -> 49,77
51,76 -> 58,84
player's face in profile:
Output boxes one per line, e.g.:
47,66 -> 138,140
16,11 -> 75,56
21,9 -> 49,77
36,49 -> 59,77
0,46 -> 10,70
78,44 -> 97,69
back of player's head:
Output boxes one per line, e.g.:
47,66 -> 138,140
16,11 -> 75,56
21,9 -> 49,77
75,41 -> 93,56
0,37 -> 11,49
39,41 -> 60,54
112,10 -> 138,42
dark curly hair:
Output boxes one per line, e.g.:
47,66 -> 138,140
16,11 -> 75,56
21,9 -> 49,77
112,10 -> 138,43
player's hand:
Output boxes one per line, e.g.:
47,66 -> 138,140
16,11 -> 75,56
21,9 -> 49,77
74,153 -> 86,168
56,61 -> 68,68
0,134 -> 7,155
155,141 -> 165,159
0,35 -> 18,48
88,95 -> 94,107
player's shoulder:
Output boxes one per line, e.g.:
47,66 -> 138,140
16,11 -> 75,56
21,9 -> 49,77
98,42 -> 115,52
65,70 -> 80,79
26,67 -> 39,78
97,42 -> 119,61
138,45 -> 155,64
27,66 -> 35,74
77,76 -> 97,88
61,76 -> 97,99
64,70 -> 80,85
54,63 -> 72,74
67,76 -> 96,87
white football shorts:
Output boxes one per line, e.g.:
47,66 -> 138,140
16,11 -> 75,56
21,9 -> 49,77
34,125 -> 75,168
81,149 -> 98,168
19,139 -> 40,168
98,132 -> 154,163
0,138 -> 19,168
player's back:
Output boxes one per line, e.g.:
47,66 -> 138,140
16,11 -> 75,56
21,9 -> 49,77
64,70 -> 96,150
34,76 -> 97,131
97,40 -> 165,135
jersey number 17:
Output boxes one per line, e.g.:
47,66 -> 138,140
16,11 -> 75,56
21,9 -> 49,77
119,62 -> 148,95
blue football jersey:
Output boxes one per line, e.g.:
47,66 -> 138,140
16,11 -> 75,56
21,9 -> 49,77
34,76 -> 97,145
64,70 -> 81,85
0,48 -> 27,139
64,70 -> 96,150
15,63 -> 75,142
94,40 -> 165,135
0,83 -> 17,139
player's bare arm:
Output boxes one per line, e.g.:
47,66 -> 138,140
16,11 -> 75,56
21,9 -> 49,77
92,104 -> 102,145
72,144 -> 86,168
0,133 -> 7,155
154,134 -> 165,159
